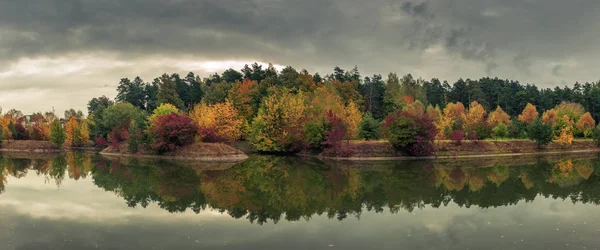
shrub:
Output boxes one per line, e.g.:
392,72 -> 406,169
508,120 -> 527,139
95,136 -> 109,148
473,124 -> 491,140
492,123 -> 508,138
592,126 -> 600,147
323,110 -> 352,157
108,125 -> 129,151
14,124 -> 29,140
149,114 -> 197,154
450,130 -> 466,145
358,112 -> 380,140
304,117 -> 328,150
50,121 -> 66,148
128,120 -> 142,153
527,118 -> 553,149
382,109 -> 436,156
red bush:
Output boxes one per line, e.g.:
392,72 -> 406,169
14,124 -> 29,140
95,136 -> 109,148
108,122 -> 129,152
322,110 -> 352,157
450,130 -> 466,145
198,127 -> 222,143
149,114 -> 198,154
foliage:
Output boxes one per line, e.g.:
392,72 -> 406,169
65,116 -> 79,146
358,112 -> 380,140
95,136 -> 109,149
149,114 -> 198,154
527,118 -> 554,149
382,108 -> 437,156
555,127 -> 574,148
426,105 -> 441,122
508,119 -> 527,139
157,74 -> 185,110
108,123 -> 129,152
592,126 -> 600,147
576,112 -> 595,137
323,110 -> 352,157
150,103 -> 180,122
7,121 -> 15,140
128,120 -> 142,153
437,102 -> 465,139
554,101 -> 585,122
518,103 -> 538,125
97,102 -> 147,141
14,124 -> 29,140
492,123 -> 509,138
542,109 -> 558,126
304,117 -> 328,150
50,121 -> 66,148
227,78 -> 260,122
250,90 -> 307,153
487,106 -> 510,127
450,130 -> 466,146
30,123 -> 50,140
190,101 -> 243,142
307,85 -> 362,139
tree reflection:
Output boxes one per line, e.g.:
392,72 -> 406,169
2,152 -> 600,224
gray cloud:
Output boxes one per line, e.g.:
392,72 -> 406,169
552,65 -> 563,76
0,0 -> 599,112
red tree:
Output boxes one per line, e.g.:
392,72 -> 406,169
150,114 -> 198,154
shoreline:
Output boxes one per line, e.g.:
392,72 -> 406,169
302,148 -> 600,161
99,151 -> 249,162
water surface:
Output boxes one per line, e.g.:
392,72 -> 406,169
1,153 -> 600,249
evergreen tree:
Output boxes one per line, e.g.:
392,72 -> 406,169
157,74 -> 185,110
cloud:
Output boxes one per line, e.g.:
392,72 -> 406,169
1,0 -> 600,112
552,65 -> 563,76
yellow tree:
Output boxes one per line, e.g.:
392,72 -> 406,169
344,101 -> 362,139
65,116 -> 79,146
487,106 -> 510,127
462,101 -> 487,131
437,102 -> 465,139
79,120 -> 90,144
554,101 -> 585,122
542,109 -> 558,125
150,103 -> 180,122
307,85 -> 361,139
576,112 -> 595,137
190,101 -> 243,142
426,105 -> 441,122
518,103 -> 538,125
555,115 -> 574,147
250,90 -> 307,152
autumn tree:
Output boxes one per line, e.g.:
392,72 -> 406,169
190,101 -> 243,143
487,106 -> 511,127
518,103 -> 538,125
554,101 -> 585,122
227,78 -> 260,122
150,103 -> 180,122
576,112 -> 595,137
542,109 -> 558,126
437,102 -> 465,139
462,101 -> 487,137
250,90 -> 307,152
149,114 -> 197,154
65,116 -> 80,146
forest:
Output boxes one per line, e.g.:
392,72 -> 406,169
2,63 -> 600,156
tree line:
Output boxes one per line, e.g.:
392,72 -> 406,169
1,63 -> 600,156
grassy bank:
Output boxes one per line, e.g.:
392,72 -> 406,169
0,140 -> 61,153
302,139 -> 600,159
100,142 -> 248,162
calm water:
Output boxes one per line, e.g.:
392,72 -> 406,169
1,153 -> 600,249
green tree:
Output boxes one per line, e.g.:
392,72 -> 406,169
7,121 -> 15,141
358,112 -> 380,140
492,124 -> 508,139
157,74 -> 185,110
527,118 -> 554,149
50,121 -> 66,148
116,77 -> 147,110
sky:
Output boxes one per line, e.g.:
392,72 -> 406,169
1,0 -> 600,114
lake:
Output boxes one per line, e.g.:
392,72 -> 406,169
1,152 -> 600,249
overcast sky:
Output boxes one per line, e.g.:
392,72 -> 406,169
1,0 -> 599,115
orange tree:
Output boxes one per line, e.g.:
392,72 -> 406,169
518,103 -> 538,125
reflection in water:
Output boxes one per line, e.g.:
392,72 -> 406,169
1,152 -> 600,224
